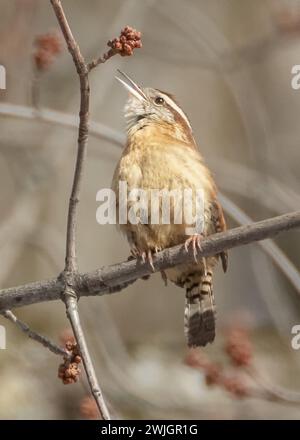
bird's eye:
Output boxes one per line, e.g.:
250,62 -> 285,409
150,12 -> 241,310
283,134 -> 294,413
154,96 -> 164,105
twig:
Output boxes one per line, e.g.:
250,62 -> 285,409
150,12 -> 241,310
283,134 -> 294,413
50,0 -> 110,420
88,49 -> 117,71
0,210 -> 299,311
88,26 -> 142,71
187,329 -> 300,406
219,195 -> 300,295
2,309 -> 69,358
0,103 -> 124,146
247,365 -> 300,404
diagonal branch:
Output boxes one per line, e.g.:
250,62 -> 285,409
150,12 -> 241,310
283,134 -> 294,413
88,49 -> 117,71
2,309 -> 69,358
0,210 -> 299,311
247,365 -> 300,405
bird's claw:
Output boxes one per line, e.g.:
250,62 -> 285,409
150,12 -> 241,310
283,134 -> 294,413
131,247 -> 155,271
184,234 -> 204,263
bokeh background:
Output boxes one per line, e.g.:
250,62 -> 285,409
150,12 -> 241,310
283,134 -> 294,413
0,0 -> 300,419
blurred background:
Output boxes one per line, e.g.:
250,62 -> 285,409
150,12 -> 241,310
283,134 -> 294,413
0,0 -> 300,420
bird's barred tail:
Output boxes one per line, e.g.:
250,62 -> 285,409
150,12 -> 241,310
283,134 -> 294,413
184,271 -> 215,347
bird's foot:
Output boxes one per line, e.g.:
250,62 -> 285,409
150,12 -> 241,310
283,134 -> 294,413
127,254 -> 150,279
131,247 -> 156,271
184,233 -> 205,263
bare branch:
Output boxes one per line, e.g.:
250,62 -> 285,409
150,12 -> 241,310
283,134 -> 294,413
50,0 -> 88,272
0,103 -> 124,146
64,295 -> 110,418
247,365 -> 300,405
0,210 -> 299,311
88,48 -> 117,71
50,0 -> 110,420
187,327 -> 300,405
2,309 -> 69,358
1,103 -> 300,297
50,0 -> 86,75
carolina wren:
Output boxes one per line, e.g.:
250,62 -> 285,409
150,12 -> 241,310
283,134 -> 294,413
112,70 -> 228,347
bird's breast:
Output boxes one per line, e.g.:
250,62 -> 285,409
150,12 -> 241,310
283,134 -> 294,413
111,137 -> 216,249
115,141 -> 213,194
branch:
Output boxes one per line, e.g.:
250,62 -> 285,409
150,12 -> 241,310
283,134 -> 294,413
50,0 -> 87,272
87,48 -> 117,71
0,103 -> 124,146
0,210 -> 299,311
2,104 -> 299,298
247,365 -> 300,405
49,0 -> 141,421
50,0 -> 110,420
1,102 -> 299,295
2,310 -> 69,358
64,296 -> 109,411
1,104 -> 300,297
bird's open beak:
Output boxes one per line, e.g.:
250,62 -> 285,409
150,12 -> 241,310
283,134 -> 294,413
115,69 -> 147,102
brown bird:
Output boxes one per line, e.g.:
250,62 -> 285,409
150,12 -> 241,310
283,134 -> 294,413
112,71 -> 228,347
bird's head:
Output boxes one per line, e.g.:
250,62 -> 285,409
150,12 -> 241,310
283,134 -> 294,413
116,70 -> 195,145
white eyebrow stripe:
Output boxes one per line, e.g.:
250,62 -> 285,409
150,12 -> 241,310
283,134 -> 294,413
160,93 -> 192,129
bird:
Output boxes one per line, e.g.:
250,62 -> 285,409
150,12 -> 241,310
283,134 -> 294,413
111,70 -> 228,347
